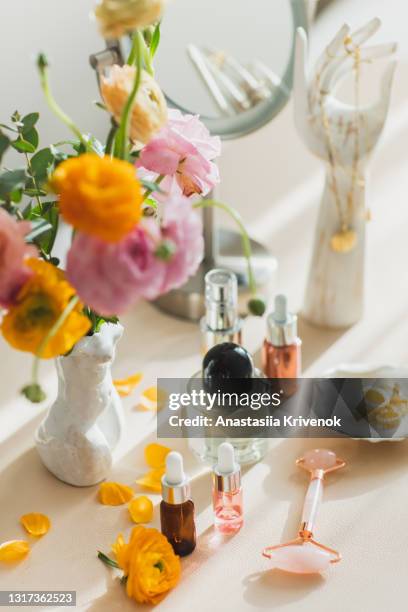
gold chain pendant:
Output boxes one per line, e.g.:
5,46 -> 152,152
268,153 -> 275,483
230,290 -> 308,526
330,227 -> 357,253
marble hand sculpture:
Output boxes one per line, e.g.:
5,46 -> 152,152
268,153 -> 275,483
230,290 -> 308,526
294,19 -> 397,328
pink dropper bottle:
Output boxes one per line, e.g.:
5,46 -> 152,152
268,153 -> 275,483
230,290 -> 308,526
262,294 -> 302,378
212,442 -> 243,533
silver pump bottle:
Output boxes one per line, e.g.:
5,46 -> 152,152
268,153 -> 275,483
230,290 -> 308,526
200,268 -> 242,353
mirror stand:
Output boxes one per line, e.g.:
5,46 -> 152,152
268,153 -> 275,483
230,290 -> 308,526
90,0 -> 307,321
154,205 -> 277,320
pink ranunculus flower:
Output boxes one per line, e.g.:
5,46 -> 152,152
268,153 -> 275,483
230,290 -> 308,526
159,195 -> 204,292
0,209 -> 37,309
66,220 -> 166,317
137,108 -> 221,198
66,198 -> 203,316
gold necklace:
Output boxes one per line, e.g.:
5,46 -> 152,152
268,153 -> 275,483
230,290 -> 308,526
315,36 -> 363,254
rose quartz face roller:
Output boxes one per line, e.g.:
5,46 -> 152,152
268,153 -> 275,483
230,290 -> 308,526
262,449 -> 346,574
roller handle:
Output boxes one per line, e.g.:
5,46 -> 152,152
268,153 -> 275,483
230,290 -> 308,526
300,478 -> 323,535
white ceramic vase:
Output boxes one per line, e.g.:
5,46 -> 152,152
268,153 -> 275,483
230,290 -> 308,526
35,323 -> 124,486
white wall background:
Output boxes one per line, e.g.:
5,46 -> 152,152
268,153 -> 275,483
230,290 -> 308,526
1,0 -> 107,159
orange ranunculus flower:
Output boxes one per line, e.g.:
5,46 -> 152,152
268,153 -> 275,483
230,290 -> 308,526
1,259 -> 90,358
112,526 -> 181,605
49,154 -> 142,243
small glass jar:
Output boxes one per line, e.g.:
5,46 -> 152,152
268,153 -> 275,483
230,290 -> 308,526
187,370 -> 268,466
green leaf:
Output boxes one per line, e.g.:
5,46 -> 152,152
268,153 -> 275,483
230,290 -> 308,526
0,130 -> 10,163
11,110 -> 21,124
84,134 -> 104,157
72,141 -> 87,155
25,218 -> 53,242
141,179 -> 163,193
93,101 -> 108,112
0,168 -> 27,198
11,138 -> 36,154
150,23 -> 161,58
10,189 -> 23,203
21,112 -> 39,133
35,205 -> 59,254
24,127 -> 39,151
30,148 -> 55,183
97,551 -> 120,569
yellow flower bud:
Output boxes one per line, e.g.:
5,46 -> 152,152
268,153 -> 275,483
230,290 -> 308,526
101,65 -> 167,144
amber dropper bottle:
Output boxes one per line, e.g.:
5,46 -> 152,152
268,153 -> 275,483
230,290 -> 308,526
160,451 -> 196,557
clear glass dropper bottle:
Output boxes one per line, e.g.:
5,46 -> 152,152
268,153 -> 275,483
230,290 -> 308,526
212,442 -> 243,533
200,269 -> 242,353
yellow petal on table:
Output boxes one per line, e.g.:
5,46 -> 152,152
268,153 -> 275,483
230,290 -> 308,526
144,443 -> 171,469
99,482 -> 134,505
20,513 -> 51,536
128,496 -> 154,523
0,540 -> 30,563
135,468 -> 165,493
137,386 -> 168,411
113,372 -> 143,397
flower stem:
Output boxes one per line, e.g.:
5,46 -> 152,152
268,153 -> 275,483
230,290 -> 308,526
97,551 -> 120,569
24,152 -> 43,212
128,29 -> 154,75
37,54 -> 86,148
16,117 -> 44,212
114,32 -> 143,160
31,295 -> 80,386
193,199 -> 256,295
142,174 -> 164,202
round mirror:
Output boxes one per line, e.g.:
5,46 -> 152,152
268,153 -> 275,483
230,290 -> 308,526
155,0 -> 308,139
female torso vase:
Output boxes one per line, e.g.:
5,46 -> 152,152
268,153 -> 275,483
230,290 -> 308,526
35,323 -> 124,486
294,23 -> 396,328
